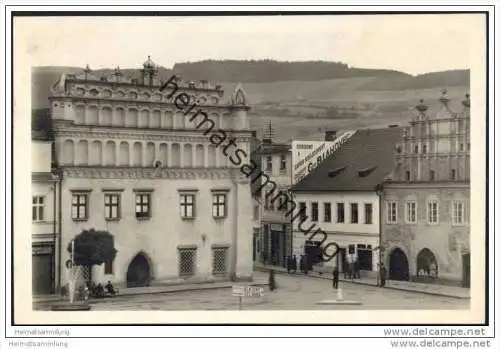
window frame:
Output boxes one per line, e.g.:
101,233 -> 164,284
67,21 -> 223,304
71,191 -> 90,221
299,202 -> 307,222
279,154 -> 287,172
427,199 -> 439,225
311,202 -> 319,222
364,203 -> 373,225
104,193 -> 121,221
212,192 -> 227,219
32,195 -> 45,222
386,201 -> 398,224
350,203 -> 359,224
178,247 -> 197,277
336,202 -> 345,223
324,202 -> 332,222
266,156 -> 273,172
405,200 -> 417,224
180,193 -> 196,219
451,200 -> 465,226
135,192 -> 151,220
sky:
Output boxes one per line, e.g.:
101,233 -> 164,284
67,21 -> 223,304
15,14 -> 484,75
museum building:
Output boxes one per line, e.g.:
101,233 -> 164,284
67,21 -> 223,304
49,57 -> 255,288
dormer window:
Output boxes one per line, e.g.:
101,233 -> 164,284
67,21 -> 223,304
328,165 -> 348,178
358,166 -> 377,178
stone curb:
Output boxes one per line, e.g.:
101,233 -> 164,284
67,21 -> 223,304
254,265 -> 470,300
34,281 -> 269,304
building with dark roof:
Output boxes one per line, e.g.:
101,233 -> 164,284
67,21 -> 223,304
381,91 -> 470,287
291,126 -> 402,275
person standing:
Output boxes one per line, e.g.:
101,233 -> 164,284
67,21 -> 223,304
379,263 -> 387,287
332,267 -> 339,289
292,255 -> 297,273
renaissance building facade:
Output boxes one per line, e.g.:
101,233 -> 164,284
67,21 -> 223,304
381,91 -> 471,287
50,57 -> 254,288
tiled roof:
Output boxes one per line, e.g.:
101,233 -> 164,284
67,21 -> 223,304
292,127 -> 402,192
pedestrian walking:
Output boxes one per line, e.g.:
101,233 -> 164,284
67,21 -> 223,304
332,267 -> 339,289
292,255 -> 297,273
269,269 -> 276,291
299,255 -> 304,273
286,256 -> 292,274
379,263 -> 387,287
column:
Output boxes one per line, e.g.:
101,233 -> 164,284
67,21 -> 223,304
142,141 -> 147,167
167,143 -> 172,168
204,145 -> 209,168
180,143 -> 184,168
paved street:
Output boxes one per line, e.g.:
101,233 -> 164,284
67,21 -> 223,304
80,272 -> 469,311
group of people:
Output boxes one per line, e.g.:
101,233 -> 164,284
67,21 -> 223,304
286,254 -> 313,274
84,281 -> 119,299
331,263 -> 387,289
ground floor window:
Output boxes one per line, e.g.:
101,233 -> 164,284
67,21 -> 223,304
212,247 -> 228,275
356,244 -> 373,271
178,248 -> 197,277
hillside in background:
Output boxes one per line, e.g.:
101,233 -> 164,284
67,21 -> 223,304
172,60 -> 410,82
30,60 -> 469,141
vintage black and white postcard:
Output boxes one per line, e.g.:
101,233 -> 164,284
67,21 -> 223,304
4,4 -> 495,345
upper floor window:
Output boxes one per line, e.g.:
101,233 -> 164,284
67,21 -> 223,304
299,202 -> 307,222
350,203 -> 359,224
266,156 -> 273,172
364,203 -> 373,224
212,193 -> 227,218
452,201 -> 465,225
451,169 -> 457,180
135,192 -> 151,219
427,200 -> 439,224
459,143 -> 465,152
405,200 -> 417,224
277,191 -> 289,212
71,192 -> 89,221
429,170 -> 435,181
386,201 -> 397,224
405,171 -> 411,181
422,144 -> 427,153
104,193 -> 121,220
414,145 -> 419,153
32,196 -> 45,222
280,155 -> 287,172
324,202 -> 332,222
336,202 -> 345,223
311,202 -> 318,222
180,193 -> 196,219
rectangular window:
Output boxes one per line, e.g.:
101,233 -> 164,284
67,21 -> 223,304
71,193 -> 88,220
212,193 -> 227,218
212,247 -> 228,275
336,203 -> 345,223
180,194 -> 196,218
299,202 -> 307,222
364,203 -> 373,224
451,169 -> 457,180
178,248 -> 197,277
104,260 -> 113,275
135,193 -> 151,219
387,201 -> 397,223
422,144 -> 427,153
350,203 -> 359,224
324,202 -> 331,222
278,191 -> 288,212
280,155 -> 287,172
460,143 -> 464,151
452,201 -> 465,225
405,201 -> 417,223
104,194 -> 121,220
311,202 -> 318,222
427,200 -> 439,224
266,156 -> 273,172
32,196 -> 45,222
406,171 -> 411,181
268,190 -> 275,211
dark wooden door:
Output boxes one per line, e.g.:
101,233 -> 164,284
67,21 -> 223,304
389,248 -> 410,281
32,254 -> 53,295
126,254 -> 151,288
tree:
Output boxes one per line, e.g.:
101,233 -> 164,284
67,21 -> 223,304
67,228 -> 117,268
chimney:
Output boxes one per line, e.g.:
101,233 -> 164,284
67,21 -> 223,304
325,130 -> 337,141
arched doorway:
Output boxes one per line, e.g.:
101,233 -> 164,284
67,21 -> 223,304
388,248 -> 409,281
416,248 -> 438,278
126,253 -> 152,288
